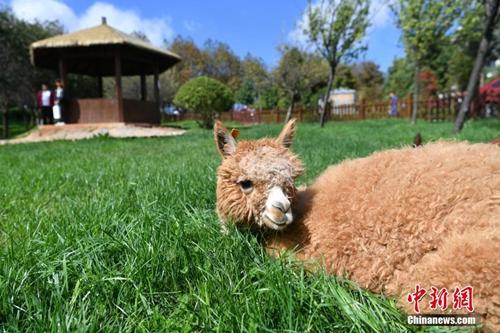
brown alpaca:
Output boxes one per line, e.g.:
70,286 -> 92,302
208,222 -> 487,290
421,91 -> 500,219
214,120 -> 500,330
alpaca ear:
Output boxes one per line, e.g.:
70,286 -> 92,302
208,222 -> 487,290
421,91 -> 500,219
276,119 -> 296,148
214,121 -> 237,158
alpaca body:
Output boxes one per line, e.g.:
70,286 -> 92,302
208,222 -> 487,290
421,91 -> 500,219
266,142 -> 499,327
214,121 -> 500,329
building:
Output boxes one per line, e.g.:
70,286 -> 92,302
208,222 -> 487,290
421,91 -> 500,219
30,18 -> 180,125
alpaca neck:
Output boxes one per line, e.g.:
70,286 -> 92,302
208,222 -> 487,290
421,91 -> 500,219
264,187 -> 313,254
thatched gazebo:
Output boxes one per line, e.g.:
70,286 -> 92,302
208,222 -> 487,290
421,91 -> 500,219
30,18 -> 180,124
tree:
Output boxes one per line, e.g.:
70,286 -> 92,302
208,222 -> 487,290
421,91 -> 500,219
167,36 -> 208,85
300,53 -> 329,109
334,64 -> 357,89
254,85 -> 279,110
274,46 -> 306,122
0,8 -> 63,103
454,0 -> 500,132
173,76 -> 233,129
235,79 -> 256,105
384,57 -> 415,98
353,61 -> 384,101
391,0 -> 460,124
0,6 -> 63,137
304,0 -> 370,127
203,39 -> 242,91
239,54 -> 271,106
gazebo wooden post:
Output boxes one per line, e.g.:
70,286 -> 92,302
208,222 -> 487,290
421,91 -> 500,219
114,50 -> 124,121
153,63 -> 160,112
58,58 -> 67,88
140,74 -> 147,101
97,76 -> 103,98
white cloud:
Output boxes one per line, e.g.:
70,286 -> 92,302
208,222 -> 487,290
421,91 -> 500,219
369,0 -> 392,29
183,19 -> 201,33
11,0 -> 77,29
287,5 -> 311,49
10,0 -> 174,46
288,0 -> 392,48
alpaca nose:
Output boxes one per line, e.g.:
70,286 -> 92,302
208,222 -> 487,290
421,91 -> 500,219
267,187 -> 290,211
263,187 -> 293,228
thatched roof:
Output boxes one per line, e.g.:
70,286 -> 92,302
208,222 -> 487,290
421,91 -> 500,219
30,19 -> 181,76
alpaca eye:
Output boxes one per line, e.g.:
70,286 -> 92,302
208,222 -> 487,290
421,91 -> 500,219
239,180 -> 253,192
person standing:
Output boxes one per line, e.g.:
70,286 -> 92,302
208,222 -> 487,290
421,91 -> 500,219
36,84 -> 53,124
53,79 -> 65,125
389,92 -> 399,117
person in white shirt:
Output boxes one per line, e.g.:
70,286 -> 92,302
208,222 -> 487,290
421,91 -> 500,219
53,79 -> 65,125
36,84 -> 53,124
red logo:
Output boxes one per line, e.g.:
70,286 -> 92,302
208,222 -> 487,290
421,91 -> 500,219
407,284 -> 427,313
453,286 -> 474,312
429,287 -> 448,310
407,285 -> 474,313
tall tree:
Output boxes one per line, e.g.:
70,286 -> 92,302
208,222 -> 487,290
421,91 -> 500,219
384,57 -> 415,98
391,0 -> 460,124
237,54 -> 270,105
353,61 -> 384,101
304,0 -> 369,127
454,0 -> 500,132
300,53 -> 329,109
274,46 -> 306,122
0,8 -> 62,105
0,7 -> 62,137
203,39 -> 242,91
167,36 -> 207,85
334,64 -> 357,89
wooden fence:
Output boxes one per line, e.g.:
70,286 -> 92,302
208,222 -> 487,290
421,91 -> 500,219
163,96 -> 463,125
0,95 -> 480,138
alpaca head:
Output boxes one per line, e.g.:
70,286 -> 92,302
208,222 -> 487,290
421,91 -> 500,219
214,120 -> 304,231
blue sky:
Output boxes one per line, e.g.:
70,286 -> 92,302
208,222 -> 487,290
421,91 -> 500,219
10,0 -> 405,72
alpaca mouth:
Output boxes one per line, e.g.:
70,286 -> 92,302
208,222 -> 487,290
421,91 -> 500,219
262,186 -> 293,230
262,210 -> 293,230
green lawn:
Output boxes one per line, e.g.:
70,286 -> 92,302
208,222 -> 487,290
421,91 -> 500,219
0,119 -> 498,332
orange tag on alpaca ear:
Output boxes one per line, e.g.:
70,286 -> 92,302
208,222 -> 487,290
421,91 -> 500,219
230,128 -> 240,139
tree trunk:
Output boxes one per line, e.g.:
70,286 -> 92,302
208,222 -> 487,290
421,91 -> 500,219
411,63 -> 419,125
284,94 -> 295,123
454,0 -> 499,133
2,107 -> 8,139
320,67 -> 335,128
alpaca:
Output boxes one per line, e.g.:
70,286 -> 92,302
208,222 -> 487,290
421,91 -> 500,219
214,120 -> 500,330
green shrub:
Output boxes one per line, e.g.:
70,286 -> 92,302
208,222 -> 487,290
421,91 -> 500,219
174,76 -> 234,128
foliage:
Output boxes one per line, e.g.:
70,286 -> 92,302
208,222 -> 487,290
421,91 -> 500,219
419,69 -> 439,97
1,119 -> 498,331
238,54 -> 272,106
167,36 -> 208,85
235,79 -> 256,105
274,46 -> 306,107
254,85 -> 279,109
454,0 -> 500,132
353,61 -> 385,101
392,0 -> 461,122
334,64 -> 357,89
391,0 -> 460,66
384,58 -> 415,98
304,0 -> 370,126
173,76 -> 233,128
203,39 -> 242,91
0,7 -> 63,108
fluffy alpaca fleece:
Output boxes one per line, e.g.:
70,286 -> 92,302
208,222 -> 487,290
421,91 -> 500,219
214,120 -> 500,330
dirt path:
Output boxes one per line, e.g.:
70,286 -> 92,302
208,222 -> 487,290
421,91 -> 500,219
0,123 -> 185,145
